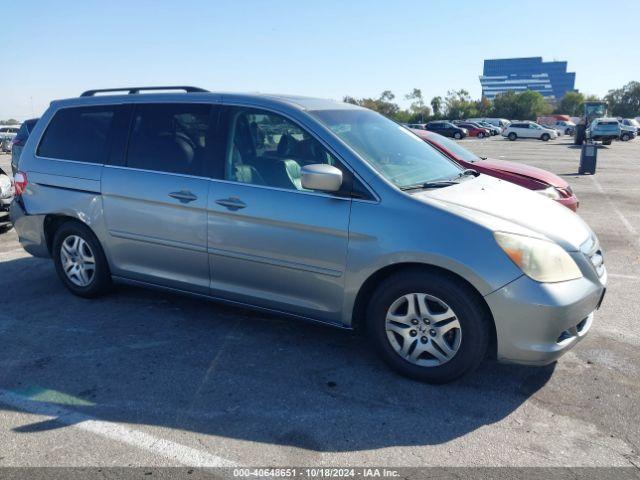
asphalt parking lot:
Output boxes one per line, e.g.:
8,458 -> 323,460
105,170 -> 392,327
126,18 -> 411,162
0,136 -> 639,468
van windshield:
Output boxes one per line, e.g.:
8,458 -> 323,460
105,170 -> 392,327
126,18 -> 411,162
310,109 -> 462,188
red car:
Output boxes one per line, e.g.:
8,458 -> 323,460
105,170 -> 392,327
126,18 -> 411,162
454,122 -> 491,138
410,129 -> 579,211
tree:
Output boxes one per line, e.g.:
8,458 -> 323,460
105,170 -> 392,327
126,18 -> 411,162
490,90 -> 551,120
342,91 -> 400,118
475,96 -> 492,117
444,89 -> 478,119
405,88 -> 431,122
556,91 -> 585,116
430,96 -> 443,118
604,82 -> 640,118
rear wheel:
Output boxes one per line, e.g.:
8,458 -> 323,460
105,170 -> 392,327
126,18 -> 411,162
541,133 -> 550,141
508,132 -> 517,141
366,270 -> 490,383
52,221 -> 111,298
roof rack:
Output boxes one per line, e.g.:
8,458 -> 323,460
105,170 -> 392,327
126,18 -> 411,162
80,86 -> 209,97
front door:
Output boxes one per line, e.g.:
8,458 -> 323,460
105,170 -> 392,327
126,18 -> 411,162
206,106 -> 352,322
102,103 -> 215,293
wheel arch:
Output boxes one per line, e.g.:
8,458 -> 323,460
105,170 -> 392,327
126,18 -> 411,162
43,214 -> 95,255
350,262 -> 497,357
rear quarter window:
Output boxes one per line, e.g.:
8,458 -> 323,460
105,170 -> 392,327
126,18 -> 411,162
37,106 -> 117,163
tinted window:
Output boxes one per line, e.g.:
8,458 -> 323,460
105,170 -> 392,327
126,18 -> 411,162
224,107 -> 344,192
127,104 -> 212,176
38,106 -> 115,163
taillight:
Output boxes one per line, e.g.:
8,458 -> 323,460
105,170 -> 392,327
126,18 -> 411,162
14,171 -> 28,196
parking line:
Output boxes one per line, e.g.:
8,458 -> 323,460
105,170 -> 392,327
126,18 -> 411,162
590,176 -> 640,251
0,389 -> 239,467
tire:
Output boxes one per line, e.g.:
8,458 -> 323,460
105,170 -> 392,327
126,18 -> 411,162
366,270 -> 490,384
477,132 -> 485,139
453,132 -> 462,140
566,128 -> 572,135
52,220 -> 112,298
621,133 -> 630,142
508,132 -> 517,141
541,133 -> 550,142
574,124 -> 586,145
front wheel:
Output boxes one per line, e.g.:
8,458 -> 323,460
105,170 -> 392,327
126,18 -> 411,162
366,270 -> 490,383
453,132 -> 462,140
508,132 -> 517,141
52,221 -> 112,298
621,133 -> 630,142
477,132 -> 485,139
541,133 -> 550,141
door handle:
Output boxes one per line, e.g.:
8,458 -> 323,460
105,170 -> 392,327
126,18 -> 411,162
215,197 -> 247,211
169,190 -> 198,203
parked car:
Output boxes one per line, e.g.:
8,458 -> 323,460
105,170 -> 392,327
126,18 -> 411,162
409,129 -> 579,211
0,167 -> 14,231
502,122 -> 558,141
537,116 -> 576,136
11,118 -> 39,175
620,118 -> 639,134
475,121 -> 500,135
425,121 -> 468,139
587,118 -> 621,145
0,125 -> 21,139
619,123 -> 637,142
467,118 -> 510,130
1,137 -> 12,153
405,123 -> 427,130
12,86 -> 607,383
554,120 -> 575,136
453,121 -> 491,138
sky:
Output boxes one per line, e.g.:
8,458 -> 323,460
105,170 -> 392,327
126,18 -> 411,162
1,0 -> 639,120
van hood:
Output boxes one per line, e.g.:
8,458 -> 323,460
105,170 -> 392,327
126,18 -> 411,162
475,158 -> 569,189
414,175 -> 591,251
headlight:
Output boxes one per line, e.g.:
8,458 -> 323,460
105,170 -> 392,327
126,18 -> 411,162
494,232 -> 582,283
536,186 -> 561,200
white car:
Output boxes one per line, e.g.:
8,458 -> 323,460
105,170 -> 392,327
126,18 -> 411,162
502,122 -> 558,141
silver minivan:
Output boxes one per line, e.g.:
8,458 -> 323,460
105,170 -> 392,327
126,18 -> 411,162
11,87 -> 607,383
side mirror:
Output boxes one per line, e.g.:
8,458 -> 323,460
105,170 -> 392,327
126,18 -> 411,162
301,164 -> 343,192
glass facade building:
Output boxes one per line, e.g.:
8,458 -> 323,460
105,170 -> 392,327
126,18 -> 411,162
480,57 -> 576,101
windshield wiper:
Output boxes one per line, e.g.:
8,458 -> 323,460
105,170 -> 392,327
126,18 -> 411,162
399,170 -> 479,192
400,180 -> 460,191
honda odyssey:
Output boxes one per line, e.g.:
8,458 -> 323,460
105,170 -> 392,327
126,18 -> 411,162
11,86 -> 607,383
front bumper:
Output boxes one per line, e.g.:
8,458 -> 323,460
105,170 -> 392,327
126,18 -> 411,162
485,257 -> 606,365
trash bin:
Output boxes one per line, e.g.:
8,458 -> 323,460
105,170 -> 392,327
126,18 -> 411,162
579,143 -> 597,175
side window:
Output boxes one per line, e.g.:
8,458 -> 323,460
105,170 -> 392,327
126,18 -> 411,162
223,107 -> 345,192
126,103 -> 212,176
37,106 -> 116,163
